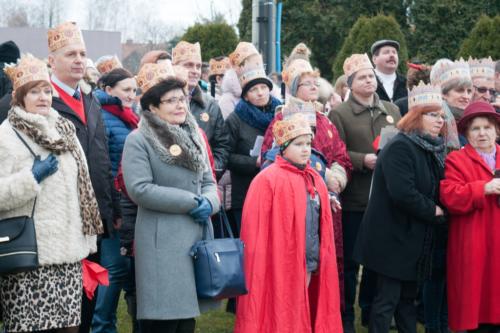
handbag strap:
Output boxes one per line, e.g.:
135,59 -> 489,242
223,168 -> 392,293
202,205 -> 234,240
12,128 -> 38,218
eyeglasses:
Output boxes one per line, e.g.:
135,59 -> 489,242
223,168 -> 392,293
160,96 -> 187,105
424,112 -> 447,121
298,81 -> 320,88
474,86 -> 497,96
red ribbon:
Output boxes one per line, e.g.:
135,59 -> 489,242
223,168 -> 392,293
82,259 -> 109,300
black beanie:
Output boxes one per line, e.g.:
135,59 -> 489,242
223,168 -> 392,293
0,41 -> 20,64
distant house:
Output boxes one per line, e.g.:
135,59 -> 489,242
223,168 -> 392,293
122,39 -> 169,74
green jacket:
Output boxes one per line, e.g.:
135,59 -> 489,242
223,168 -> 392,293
329,93 -> 401,211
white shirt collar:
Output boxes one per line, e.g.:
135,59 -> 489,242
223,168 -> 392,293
51,74 -> 80,97
375,69 -> 396,81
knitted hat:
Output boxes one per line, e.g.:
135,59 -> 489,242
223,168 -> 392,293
48,22 -> 85,52
0,40 -> 20,64
172,41 -> 201,65
273,113 -> 313,146
4,54 -> 50,90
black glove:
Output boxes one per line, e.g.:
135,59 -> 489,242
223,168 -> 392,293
31,154 -> 58,183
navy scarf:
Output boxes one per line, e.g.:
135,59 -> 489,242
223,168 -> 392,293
234,96 -> 281,131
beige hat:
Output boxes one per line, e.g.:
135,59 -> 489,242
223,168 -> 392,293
136,61 -> 176,93
209,57 -> 231,77
4,53 -> 50,90
229,42 -> 259,67
343,53 -> 374,78
238,55 -> 273,96
430,58 -> 471,87
172,41 -> 201,65
48,21 -> 85,53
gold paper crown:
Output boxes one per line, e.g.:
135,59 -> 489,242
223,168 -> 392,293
431,58 -> 471,87
468,57 -> 495,80
48,22 -> 85,53
408,81 -> 443,110
281,96 -> 318,127
343,53 -> 374,77
209,57 -> 231,76
96,55 -> 122,74
4,54 -> 50,90
238,55 -> 268,88
172,41 -> 201,65
273,113 -> 313,146
136,61 -> 176,93
282,59 -> 318,87
229,42 -> 259,67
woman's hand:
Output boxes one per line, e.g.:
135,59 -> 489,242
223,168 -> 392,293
484,178 -> 500,195
435,205 -> 444,216
32,154 -> 59,183
330,192 -> 342,213
189,196 -> 213,224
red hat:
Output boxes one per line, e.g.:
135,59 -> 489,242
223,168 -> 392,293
457,101 -> 500,135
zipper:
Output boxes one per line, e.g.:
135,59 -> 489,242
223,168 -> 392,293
0,251 -> 37,258
214,252 -> 221,263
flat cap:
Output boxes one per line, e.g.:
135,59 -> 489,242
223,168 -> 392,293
371,39 -> 400,55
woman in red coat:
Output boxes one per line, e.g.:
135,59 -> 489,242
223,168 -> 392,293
440,101 -> 500,332
235,114 -> 342,333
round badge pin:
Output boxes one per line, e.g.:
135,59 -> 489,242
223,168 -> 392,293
328,130 -> 333,138
316,162 -> 322,171
386,115 -> 394,124
201,112 -> 210,122
169,144 -> 182,156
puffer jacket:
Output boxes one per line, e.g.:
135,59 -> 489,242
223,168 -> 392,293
95,89 -> 135,177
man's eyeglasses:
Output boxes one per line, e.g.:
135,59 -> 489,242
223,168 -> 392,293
160,96 -> 187,105
474,86 -> 497,96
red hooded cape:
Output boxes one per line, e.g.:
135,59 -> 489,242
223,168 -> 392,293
235,156 -> 342,333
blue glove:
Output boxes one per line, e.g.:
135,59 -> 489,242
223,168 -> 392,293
189,196 -> 213,224
32,154 -> 58,183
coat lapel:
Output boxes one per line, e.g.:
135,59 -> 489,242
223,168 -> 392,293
464,144 -> 497,175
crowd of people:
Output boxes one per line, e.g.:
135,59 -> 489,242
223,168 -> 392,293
0,20 -> 499,333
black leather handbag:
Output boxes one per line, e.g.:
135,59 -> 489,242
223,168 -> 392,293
0,129 -> 39,275
190,209 -> 247,299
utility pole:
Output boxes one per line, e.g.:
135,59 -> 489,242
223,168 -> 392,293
252,0 -> 276,74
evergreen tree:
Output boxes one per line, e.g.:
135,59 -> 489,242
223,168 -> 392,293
458,15 -> 500,59
332,15 -> 409,79
408,0 -> 499,63
182,22 -> 239,61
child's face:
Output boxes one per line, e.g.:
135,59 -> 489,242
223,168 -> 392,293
283,134 -> 312,165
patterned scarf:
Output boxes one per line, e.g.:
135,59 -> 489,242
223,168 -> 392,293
234,96 -> 281,131
8,108 -> 103,236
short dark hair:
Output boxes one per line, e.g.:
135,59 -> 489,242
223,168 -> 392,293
98,68 -> 133,89
140,78 -> 186,111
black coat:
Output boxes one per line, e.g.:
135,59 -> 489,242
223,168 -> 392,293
51,88 -> 120,237
0,91 -> 11,124
394,96 -> 409,117
376,73 -> 407,102
353,133 -> 444,281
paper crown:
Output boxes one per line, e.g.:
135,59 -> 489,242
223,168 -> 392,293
282,59 -> 319,87
238,55 -> 267,88
273,113 -> 313,146
431,58 -> 471,87
4,54 -> 50,91
229,42 -> 259,67
279,96 -> 319,127
343,53 -> 374,78
48,22 -> 85,53
95,55 -> 122,74
172,41 -> 201,65
136,61 -> 176,93
209,57 -> 231,76
408,81 -> 443,110
468,57 -> 495,80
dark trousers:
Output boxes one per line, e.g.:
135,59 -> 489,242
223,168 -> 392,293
342,211 -> 376,325
79,251 -> 100,333
139,319 -> 195,333
369,274 -> 417,333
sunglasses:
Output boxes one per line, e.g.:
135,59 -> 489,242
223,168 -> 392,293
474,86 -> 497,96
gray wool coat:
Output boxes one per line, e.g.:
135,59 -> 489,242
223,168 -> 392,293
122,111 -> 220,320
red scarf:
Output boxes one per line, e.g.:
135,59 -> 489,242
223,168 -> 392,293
102,104 -> 139,129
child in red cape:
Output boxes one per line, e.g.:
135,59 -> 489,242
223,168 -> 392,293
235,114 -> 342,333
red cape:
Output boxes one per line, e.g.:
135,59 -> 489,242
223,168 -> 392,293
440,144 -> 500,331
235,156 -> 342,333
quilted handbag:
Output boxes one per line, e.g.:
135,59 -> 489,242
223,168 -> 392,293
190,209 -> 247,299
0,130 -> 39,275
